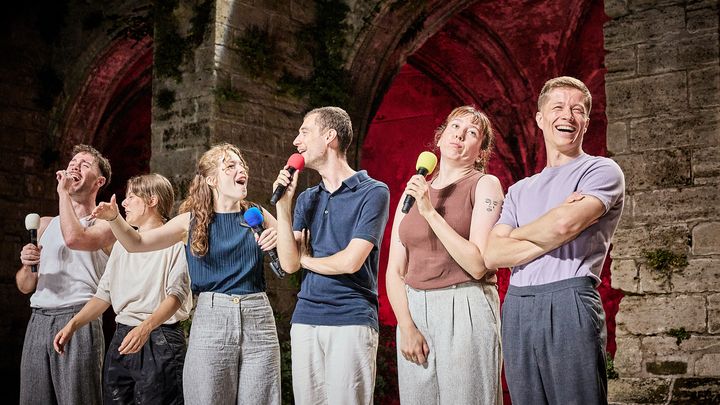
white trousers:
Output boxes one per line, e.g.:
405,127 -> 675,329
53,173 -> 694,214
291,324 -> 379,405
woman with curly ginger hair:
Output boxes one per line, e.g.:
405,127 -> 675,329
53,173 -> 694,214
92,143 -> 287,404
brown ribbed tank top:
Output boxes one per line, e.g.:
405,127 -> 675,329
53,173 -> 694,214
398,171 -> 483,290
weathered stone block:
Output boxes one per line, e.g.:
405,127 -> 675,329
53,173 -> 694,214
695,353 -> 720,376
604,6 -> 685,48
637,34 -> 719,75
612,259 -> 639,293
638,263 -> 672,294
646,360 -> 687,375
629,109 -> 720,150
606,72 -> 687,119
709,294 -> 720,333
690,66 -> 720,108
693,223 -> 720,255
616,336 -> 643,375
612,225 -> 689,258
606,47 -> 636,79
604,0 -> 629,19
633,186 -> 720,224
613,149 -> 691,191
608,377 -> 671,403
693,146 -> 720,186
607,121 -> 629,155
616,295 -> 706,335
687,6 -> 720,32
672,259 -> 720,293
671,377 -> 720,403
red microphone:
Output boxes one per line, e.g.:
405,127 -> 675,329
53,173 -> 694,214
270,153 -> 305,205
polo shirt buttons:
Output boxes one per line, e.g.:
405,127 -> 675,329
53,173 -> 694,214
324,210 -> 328,214
232,297 -> 240,304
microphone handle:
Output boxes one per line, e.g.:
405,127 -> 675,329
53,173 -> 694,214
270,167 -> 298,205
401,167 -> 430,214
29,229 -> 38,273
251,226 -> 286,279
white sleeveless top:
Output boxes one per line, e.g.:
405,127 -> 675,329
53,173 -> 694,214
30,216 -> 109,309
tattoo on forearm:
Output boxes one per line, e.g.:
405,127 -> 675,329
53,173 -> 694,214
484,198 -> 499,212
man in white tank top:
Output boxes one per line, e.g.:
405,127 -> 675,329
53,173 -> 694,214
16,144 -> 116,405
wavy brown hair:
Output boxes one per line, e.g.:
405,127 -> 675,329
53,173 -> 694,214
179,143 -> 250,257
433,105 -> 494,171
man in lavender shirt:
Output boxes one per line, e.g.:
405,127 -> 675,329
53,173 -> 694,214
485,76 -> 624,405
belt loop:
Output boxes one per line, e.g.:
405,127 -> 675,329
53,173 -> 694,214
210,292 -> 215,308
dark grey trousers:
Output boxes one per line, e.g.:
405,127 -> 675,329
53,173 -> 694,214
20,305 -> 104,405
104,323 -> 186,404
502,277 -> 608,405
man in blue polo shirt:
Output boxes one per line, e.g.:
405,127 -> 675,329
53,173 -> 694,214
274,106 -> 390,405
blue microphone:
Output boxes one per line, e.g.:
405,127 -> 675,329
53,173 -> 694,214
244,207 -> 286,279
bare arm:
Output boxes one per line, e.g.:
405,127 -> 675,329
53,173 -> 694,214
92,195 -> 190,252
300,238 -> 374,275
385,202 -> 429,365
16,216 -> 53,294
484,194 -> 605,269
117,295 -> 182,354
273,168 -> 302,273
56,172 -> 115,251
406,174 -> 503,279
53,297 -> 110,354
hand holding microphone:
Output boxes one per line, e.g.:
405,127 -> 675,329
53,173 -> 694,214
402,152 -> 438,213
24,213 -> 41,272
244,207 -> 286,279
270,153 -> 305,205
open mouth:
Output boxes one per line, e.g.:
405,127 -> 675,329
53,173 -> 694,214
555,125 -> 576,133
235,177 -> 247,186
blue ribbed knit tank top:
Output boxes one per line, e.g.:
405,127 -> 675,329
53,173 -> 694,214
185,211 -> 265,295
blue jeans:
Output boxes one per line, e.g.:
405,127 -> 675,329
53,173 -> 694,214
183,292 -> 281,405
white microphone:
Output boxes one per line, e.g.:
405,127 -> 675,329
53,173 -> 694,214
25,213 -> 40,273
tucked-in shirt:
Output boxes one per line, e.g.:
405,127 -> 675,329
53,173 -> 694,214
497,153 -> 625,286
399,171 -> 483,289
95,241 -> 192,326
31,216 -> 109,309
185,211 -> 265,295
292,170 -> 390,330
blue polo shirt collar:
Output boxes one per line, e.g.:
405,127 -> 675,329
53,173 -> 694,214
318,170 -> 369,194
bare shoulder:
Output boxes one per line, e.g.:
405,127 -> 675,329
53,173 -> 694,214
476,174 -> 503,195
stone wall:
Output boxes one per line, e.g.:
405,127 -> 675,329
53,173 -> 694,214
604,0 -> 720,402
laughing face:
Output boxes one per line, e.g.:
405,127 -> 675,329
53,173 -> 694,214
65,151 -> 105,195
294,113 -> 330,169
210,151 -> 248,201
536,87 -> 589,155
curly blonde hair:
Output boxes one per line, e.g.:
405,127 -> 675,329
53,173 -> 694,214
179,143 -> 250,257
434,105 -> 494,171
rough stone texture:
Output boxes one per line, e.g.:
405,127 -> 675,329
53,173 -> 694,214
689,66 -> 720,108
709,294 -> 720,334
695,353 -> 720,376
616,295 -> 706,335
637,33 -> 719,75
606,72 -> 687,120
612,224 -> 689,259
607,377 -> 672,404
693,146 -> 720,185
613,149 -> 691,191
612,259 -> 639,293
629,109 -> 720,151
604,6 -> 685,48
671,377 -> 720,403
615,336 -> 643,375
633,186 -> 720,225
607,121 -> 629,155
671,259 -> 720,293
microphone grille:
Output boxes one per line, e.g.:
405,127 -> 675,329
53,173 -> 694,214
25,213 -> 40,230
243,207 -> 264,227
287,153 -> 305,171
416,151 -> 438,174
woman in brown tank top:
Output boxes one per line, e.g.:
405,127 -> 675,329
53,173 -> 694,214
386,106 -> 505,404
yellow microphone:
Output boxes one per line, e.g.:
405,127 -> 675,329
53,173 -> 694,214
402,151 -> 438,213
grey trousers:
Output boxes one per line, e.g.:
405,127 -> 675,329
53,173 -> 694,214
397,282 -> 502,405
20,305 -> 104,405
183,292 -> 281,405
502,277 -> 608,405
